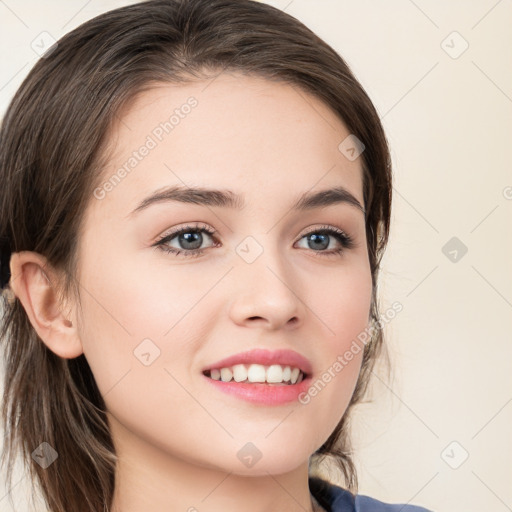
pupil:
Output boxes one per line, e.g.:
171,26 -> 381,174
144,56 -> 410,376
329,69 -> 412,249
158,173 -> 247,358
309,233 -> 328,250
180,231 -> 202,250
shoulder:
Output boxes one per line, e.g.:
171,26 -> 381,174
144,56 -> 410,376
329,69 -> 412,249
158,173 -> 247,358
309,476 -> 433,512
355,494 -> 433,512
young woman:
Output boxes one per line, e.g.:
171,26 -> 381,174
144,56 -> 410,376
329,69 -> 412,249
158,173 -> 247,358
0,1 -> 432,511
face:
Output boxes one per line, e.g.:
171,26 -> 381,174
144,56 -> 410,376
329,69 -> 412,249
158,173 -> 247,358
73,72 -> 372,475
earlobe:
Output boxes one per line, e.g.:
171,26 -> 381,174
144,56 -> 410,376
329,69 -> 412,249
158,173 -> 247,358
9,251 -> 84,359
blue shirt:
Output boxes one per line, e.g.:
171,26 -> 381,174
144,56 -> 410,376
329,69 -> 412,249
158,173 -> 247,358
309,477 -> 433,512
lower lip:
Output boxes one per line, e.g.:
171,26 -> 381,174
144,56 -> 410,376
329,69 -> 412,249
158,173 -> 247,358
202,373 -> 312,405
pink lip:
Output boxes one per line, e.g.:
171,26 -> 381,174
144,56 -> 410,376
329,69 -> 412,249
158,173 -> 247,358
202,373 -> 313,406
202,348 -> 313,376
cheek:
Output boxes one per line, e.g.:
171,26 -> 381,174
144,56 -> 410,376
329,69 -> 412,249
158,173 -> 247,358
313,261 -> 373,349
78,246 -> 203,338
75,251 -> 215,396
298,262 -> 372,438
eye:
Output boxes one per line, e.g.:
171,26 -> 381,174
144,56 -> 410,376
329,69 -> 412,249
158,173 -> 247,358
295,225 -> 355,257
153,223 -> 356,258
153,222 -> 218,258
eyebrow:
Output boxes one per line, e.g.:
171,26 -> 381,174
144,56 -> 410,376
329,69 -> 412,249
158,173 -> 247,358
128,184 -> 366,217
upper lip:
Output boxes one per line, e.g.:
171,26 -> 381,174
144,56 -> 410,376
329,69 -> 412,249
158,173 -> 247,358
202,348 -> 313,376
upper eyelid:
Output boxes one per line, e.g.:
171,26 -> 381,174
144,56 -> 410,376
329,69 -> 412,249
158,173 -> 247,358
158,223 -> 350,239
157,223 -> 215,240
156,223 -> 354,249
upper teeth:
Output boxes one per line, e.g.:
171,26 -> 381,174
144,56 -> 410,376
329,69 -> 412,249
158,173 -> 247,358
208,364 -> 303,384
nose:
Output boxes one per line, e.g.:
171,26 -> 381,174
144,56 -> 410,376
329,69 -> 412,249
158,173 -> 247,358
228,246 -> 305,330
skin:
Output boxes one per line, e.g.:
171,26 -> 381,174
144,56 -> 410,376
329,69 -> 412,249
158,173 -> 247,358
10,72 -> 372,512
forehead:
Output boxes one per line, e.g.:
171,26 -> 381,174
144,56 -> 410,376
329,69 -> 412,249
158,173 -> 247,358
92,72 -> 364,220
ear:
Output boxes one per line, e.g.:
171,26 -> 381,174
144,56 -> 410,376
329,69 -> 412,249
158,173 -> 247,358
9,251 -> 83,359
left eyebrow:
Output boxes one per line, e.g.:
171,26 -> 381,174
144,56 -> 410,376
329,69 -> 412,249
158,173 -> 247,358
127,184 -> 366,218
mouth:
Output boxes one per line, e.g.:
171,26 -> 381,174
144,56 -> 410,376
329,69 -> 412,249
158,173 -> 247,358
202,364 -> 309,386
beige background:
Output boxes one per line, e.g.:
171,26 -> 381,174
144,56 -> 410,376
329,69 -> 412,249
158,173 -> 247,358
1,1 -> 511,511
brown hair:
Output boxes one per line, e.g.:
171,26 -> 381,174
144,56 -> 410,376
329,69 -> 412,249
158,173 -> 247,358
0,0 -> 392,510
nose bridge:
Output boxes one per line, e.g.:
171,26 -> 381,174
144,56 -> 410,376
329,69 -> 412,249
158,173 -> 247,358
229,231 -> 304,328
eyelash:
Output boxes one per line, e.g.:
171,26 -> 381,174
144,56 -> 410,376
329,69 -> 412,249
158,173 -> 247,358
153,222 -> 356,259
